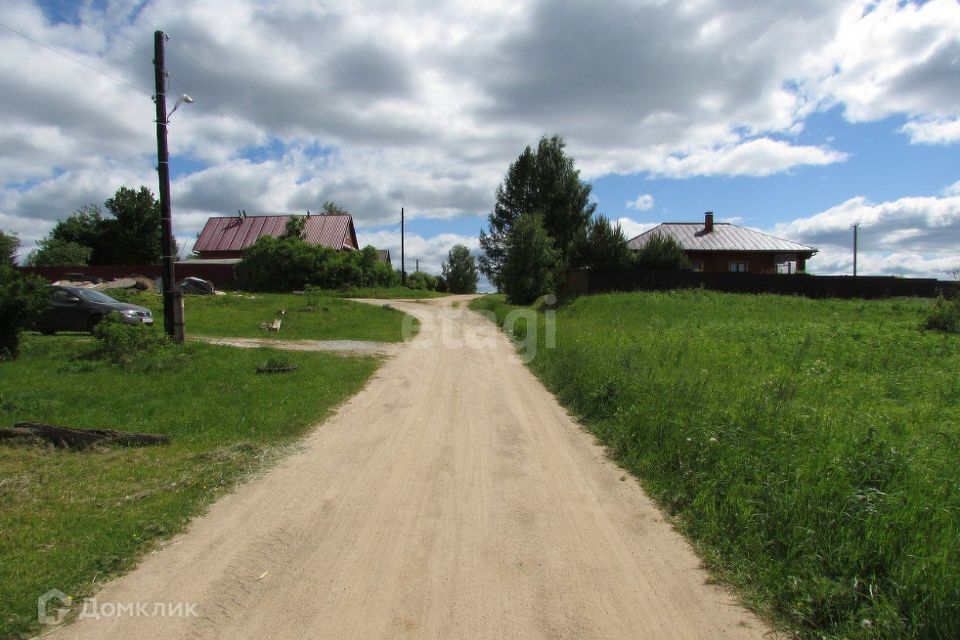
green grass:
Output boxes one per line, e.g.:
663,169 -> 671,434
108,290 -> 414,342
473,291 -> 960,639
0,335 -> 380,639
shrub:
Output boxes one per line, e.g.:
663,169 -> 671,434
235,238 -> 398,292
406,271 -> 438,291
91,314 -> 170,367
922,294 -> 960,333
633,233 -> 691,269
0,232 -> 49,359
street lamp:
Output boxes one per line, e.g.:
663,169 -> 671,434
168,94 -> 194,119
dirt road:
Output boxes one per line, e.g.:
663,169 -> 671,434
50,296 -> 768,639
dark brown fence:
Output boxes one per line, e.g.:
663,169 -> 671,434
567,268 -> 960,299
19,263 -> 237,288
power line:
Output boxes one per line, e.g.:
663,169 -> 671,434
165,39 -> 268,146
0,20 -> 151,97
76,17 -> 151,63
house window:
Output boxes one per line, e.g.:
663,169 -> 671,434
690,260 -> 704,272
729,261 -> 748,273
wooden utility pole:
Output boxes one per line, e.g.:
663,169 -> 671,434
401,206 -> 406,285
851,223 -> 859,277
153,31 -> 184,342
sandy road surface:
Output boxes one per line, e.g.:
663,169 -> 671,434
49,296 -> 769,639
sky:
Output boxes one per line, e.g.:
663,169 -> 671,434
1,0 -> 959,282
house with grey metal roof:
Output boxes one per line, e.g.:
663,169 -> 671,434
627,212 -> 817,274
192,213 -> 360,260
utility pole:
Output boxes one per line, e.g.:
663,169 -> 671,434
153,30 -> 184,343
851,223 -> 859,277
416,258 -> 419,273
401,206 -> 405,285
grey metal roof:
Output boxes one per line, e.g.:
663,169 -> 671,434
627,223 -> 817,254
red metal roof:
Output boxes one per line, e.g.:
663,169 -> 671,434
194,215 -> 359,254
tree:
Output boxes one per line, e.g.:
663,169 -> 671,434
479,135 -> 594,289
0,230 -> 18,267
442,244 -> 478,294
0,231 -> 49,359
27,239 -> 92,267
572,215 -> 633,271
634,234 -> 691,269
104,186 -> 162,264
45,204 -> 107,264
40,188 -> 162,266
501,212 -> 557,304
322,201 -> 349,215
283,215 -> 307,239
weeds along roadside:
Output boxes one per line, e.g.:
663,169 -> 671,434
473,290 -> 960,640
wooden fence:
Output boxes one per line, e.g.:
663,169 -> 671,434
567,269 -> 959,299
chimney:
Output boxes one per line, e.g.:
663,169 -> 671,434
704,211 -> 714,233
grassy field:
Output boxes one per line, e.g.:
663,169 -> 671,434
105,290 -> 414,342
471,291 -> 960,639
0,332 -> 382,639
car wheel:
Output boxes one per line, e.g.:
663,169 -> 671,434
87,315 -> 104,333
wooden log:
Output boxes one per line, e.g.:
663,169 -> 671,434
0,422 -> 170,450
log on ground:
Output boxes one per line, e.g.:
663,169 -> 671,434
0,422 -> 171,450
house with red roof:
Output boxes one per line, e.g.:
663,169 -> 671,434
192,213 -> 360,260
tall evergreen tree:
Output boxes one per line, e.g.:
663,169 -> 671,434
479,135 -> 594,290
571,215 -> 633,271
501,212 -> 557,304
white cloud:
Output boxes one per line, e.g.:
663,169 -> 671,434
944,180 -> 960,197
774,192 -> 960,277
650,138 -> 847,179
0,0 -> 958,254
804,0 -> 960,131
901,118 -> 960,145
358,230 -> 479,275
625,194 -> 654,211
615,217 -> 657,241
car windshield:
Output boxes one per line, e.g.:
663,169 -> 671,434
74,289 -> 120,304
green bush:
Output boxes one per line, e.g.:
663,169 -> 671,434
633,233 -> 691,269
91,315 -> 170,367
235,238 -> 398,292
0,233 -> 49,359
405,271 -> 438,291
922,293 -> 960,333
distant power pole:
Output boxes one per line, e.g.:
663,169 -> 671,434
416,259 -> 419,273
401,207 -> 405,285
851,223 -> 860,277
